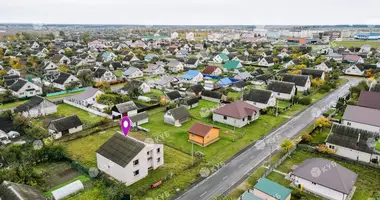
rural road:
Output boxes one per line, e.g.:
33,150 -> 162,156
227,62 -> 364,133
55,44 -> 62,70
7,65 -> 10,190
176,77 -> 362,200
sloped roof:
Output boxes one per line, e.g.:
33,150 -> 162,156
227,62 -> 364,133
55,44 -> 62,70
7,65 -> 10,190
282,74 -> 309,87
301,68 -> 324,78
268,80 -> 295,94
52,72 -> 72,85
343,105 -> 380,127
129,112 -> 149,123
292,158 -> 358,194
70,87 -> 101,101
181,70 -> 201,79
372,83 -> 380,93
224,60 -> 240,70
188,122 -> 217,137
243,89 -> 273,104
187,84 -> 204,93
0,181 -> 46,200
9,79 -> 27,92
114,101 -> 138,114
214,100 -> 259,119
167,106 -> 191,120
202,66 -> 219,75
96,133 -> 145,167
326,123 -> 378,153
49,115 -> 83,132
254,178 -> 291,200
123,67 -> 141,76
358,90 -> 380,109
94,68 -> 107,78
166,90 -> 182,100
201,90 -> 223,99
14,96 -> 53,113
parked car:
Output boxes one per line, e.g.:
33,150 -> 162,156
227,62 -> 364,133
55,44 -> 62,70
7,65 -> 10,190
0,131 -> 11,145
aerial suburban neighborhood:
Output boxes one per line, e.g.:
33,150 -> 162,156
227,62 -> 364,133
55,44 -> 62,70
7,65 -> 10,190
1,2 -> 380,200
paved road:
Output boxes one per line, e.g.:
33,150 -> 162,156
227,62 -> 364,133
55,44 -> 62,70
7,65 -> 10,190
176,77 -> 362,200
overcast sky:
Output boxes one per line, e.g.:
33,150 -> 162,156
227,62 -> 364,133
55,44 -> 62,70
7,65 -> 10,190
1,0 -> 380,25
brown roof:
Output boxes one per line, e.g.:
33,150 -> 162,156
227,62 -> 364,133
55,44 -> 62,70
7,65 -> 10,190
202,66 -> 219,75
358,91 -> 380,109
188,122 -> 217,137
214,100 -> 259,119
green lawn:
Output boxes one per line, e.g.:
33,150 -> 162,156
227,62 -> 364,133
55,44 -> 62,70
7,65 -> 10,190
44,175 -> 91,197
113,70 -> 123,77
331,40 -> 380,48
46,90 -> 84,100
310,128 -> 330,145
227,91 -> 241,101
0,100 -> 27,109
376,140 -> 380,151
277,100 -> 292,108
54,104 -> 104,126
145,89 -> 165,98
267,150 -> 380,200
139,100 -> 288,164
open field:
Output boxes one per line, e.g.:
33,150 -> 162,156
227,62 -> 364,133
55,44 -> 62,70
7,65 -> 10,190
331,40 -> 380,48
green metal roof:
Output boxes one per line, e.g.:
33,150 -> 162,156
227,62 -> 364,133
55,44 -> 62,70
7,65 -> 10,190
254,178 -> 291,200
218,53 -> 229,61
240,191 -> 261,200
224,60 -> 241,69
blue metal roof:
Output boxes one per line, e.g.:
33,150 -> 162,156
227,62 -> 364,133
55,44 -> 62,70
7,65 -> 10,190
181,70 -> 201,79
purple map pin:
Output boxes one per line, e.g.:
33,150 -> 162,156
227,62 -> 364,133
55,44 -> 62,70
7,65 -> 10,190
121,117 -> 131,136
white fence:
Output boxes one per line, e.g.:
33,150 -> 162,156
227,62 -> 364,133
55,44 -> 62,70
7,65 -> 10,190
63,99 -> 112,119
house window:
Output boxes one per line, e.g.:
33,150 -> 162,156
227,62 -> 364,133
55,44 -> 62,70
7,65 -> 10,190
329,145 -> 335,149
147,151 -> 150,156
223,116 -> 227,120
192,134 -> 195,138
157,157 -> 161,163
347,122 -> 351,126
133,170 -> 139,176
133,159 -> 139,166
277,92 -> 281,95
157,148 -> 161,153
242,117 -> 245,122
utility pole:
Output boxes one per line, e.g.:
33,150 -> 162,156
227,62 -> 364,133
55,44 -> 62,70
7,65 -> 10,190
191,141 -> 194,165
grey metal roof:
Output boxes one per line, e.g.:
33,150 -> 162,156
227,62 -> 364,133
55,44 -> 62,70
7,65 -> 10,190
113,101 -> 138,114
70,87 -> 100,101
326,123 -> 378,153
129,112 -> 149,122
123,67 -> 140,76
96,133 -> 145,167
282,74 -> 309,87
292,158 -> 358,194
167,106 -> 191,120
48,115 -> 83,132
0,181 -> 46,200
342,105 -> 380,127
268,80 -> 295,94
14,96 -> 53,113
243,89 -> 273,104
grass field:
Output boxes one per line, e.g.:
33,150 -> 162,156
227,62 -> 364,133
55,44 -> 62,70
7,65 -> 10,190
54,104 -> 104,126
331,40 -> 380,48
266,150 -> 380,200
310,128 -> 330,145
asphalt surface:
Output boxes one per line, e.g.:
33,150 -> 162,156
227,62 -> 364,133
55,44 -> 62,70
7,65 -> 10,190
176,77 -> 362,200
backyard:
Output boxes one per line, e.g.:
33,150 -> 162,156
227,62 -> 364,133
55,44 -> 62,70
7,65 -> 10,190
331,40 -> 380,48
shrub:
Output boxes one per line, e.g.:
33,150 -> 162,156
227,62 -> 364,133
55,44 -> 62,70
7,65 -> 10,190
298,97 -> 311,105
316,144 -> 334,154
280,139 -> 295,152
301,134 -> 313,143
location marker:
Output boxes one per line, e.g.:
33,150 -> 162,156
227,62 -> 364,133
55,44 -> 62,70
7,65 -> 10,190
121,117 -> 131,136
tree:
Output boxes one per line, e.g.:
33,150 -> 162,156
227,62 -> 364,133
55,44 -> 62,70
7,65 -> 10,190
301,134 -> 313,144
96,81 -> 111,93
57,65 -> 69,73
59,31 -> 65,37
77,72 -> 94,87
65,81 -> 81,90
128,87 -> 141,99
316,117 -> 331,130
311,78 -> 325,88
64,48 -> 73,57
46,32 -> 55,40
81,31 -> 90,43
280,139 -> 295,152
0,69 -> 7,77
